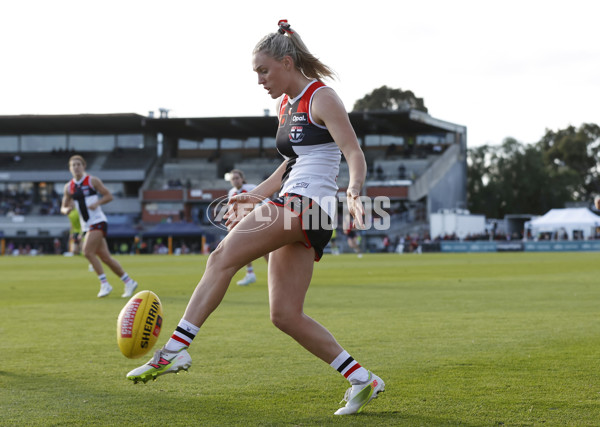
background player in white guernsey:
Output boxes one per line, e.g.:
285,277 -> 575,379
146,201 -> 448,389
126,20 -> 384,415
227,169 -> 264,285
60,155 -> 138,298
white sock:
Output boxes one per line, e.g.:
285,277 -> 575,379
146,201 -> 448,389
120,273 -> 133,284
330,350 -> 369,383
165,319 -> 200,352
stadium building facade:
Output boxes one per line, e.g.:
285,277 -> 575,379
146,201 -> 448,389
0,110 -> 466,254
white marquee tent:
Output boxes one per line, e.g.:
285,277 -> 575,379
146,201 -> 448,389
525,208 -> 600,240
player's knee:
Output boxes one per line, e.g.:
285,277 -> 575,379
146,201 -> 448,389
83,248 -> 96,259
207,242 -> 244,273
98,253 -> 113,264
270,307 -> 299,333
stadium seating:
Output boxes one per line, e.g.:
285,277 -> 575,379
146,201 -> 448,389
102,147 -> 156,170
0,111 -> 469,255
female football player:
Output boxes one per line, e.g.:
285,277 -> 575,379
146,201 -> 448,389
127,20 -> 384,415
61,155 -> 138,298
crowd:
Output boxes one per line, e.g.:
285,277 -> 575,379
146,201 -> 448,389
39,192 -> 62,215
163,179 -> 192,189
0,189 -> 33,216
3,239 -> 58,255
435,231 -> 522,241
0,188 -> 62,216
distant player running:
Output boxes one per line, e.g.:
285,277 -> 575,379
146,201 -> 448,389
227,169 -> 269,285
61,155 -> 138,298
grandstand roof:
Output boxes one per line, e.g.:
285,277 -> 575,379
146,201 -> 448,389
0,110 -> 465,140
143,116 -> 280,141
144,110 -> 465,142
0,113 -> 146,134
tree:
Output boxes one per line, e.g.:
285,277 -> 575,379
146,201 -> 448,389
352,86 -> 428,113
467,123 -> 600,218
467,137 -> 578,218
537,123 -> 600,200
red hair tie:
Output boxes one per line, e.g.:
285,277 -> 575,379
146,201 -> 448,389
278,19 -> 293,35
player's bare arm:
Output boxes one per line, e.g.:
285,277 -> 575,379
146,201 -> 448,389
60,183 -> 73,215
312,88 -> 367,228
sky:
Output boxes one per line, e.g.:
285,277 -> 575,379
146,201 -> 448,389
1,0 -> 599,147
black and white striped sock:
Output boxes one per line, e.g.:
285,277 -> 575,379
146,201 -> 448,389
330,350 -> 369,383
165,319 -> 200,352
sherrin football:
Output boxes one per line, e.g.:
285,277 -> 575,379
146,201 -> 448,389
117,290 -> 163,359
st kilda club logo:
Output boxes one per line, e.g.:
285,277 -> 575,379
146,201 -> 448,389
289,126 -> 305,143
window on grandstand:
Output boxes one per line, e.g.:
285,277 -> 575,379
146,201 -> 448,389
365,135 -> 381,146
0,182 -> 33,193
70,135 -> 115,151
116,134 -> 144,148
52,183 -> 66,194
21,135 -> 67,152
381,136 -> 404,146
0,136 -> 19,152
103,182 -> 125,197
365,135 -> 404,146
245,137 -> 260,149
179,137 -> 269,150
221,138 -> 243,150
179,138 -> 217,150
1,134 -> 143,152
262,137 -> 276,148
417,135 -> 444,145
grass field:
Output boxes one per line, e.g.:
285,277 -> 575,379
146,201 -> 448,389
1,252 -> 599,426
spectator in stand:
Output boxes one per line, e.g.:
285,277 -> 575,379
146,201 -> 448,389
0,189 -> 33,216
53,238 -> 62,255
398,164 -> 406,179
382,235 -> 391,253
385,143 -> 397,158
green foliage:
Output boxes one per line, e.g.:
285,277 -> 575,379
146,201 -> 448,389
468,123 -> 600,217
2,253 -> 600,426
352,85 -> 428,113
538,123 -> 600,198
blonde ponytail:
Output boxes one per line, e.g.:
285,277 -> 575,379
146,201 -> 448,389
253,20 -> 336,81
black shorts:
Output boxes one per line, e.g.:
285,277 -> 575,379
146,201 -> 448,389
88,221 -> 108,237
268,193 -> 333,261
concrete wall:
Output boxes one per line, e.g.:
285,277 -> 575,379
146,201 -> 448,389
408,143 -> 467,215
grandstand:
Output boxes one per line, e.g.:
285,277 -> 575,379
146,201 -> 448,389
0,110 -> 467,254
